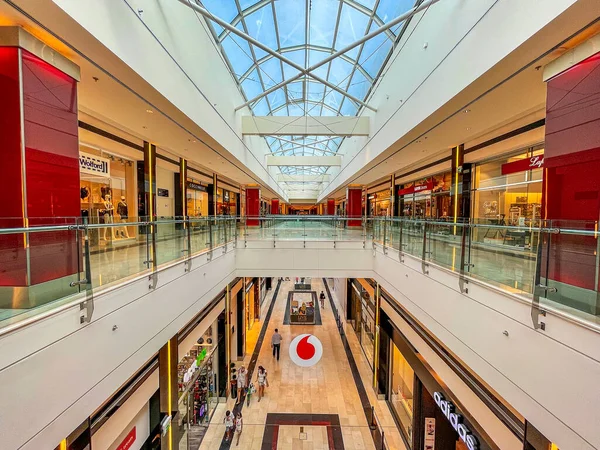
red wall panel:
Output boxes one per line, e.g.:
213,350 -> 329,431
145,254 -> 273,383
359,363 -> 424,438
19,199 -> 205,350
0,48 -> 27,286
271,198 -> 280,215
347,188 -> 362,227
246,188 -> 260,226
327,199 -> 335,216
543,52 -> 600,293
0,48 -> 79,288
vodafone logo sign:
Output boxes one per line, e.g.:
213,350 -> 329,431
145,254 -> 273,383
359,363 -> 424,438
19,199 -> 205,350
289,334 -> 323,367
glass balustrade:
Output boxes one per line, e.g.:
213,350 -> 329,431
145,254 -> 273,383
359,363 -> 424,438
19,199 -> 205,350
0,216 -> 598,331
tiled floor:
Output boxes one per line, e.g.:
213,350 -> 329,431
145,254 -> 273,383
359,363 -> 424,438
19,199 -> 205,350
200,278 -> 406,450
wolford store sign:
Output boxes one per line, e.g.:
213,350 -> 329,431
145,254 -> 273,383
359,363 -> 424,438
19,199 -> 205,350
434,392 -> 480,450
79,152 -> 111,177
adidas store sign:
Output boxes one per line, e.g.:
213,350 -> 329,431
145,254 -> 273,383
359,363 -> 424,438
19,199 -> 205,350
433,392 -> 480,450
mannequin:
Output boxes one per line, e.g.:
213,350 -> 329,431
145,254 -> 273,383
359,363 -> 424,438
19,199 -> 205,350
117,195 -> 130,238
103,194 -> 115,240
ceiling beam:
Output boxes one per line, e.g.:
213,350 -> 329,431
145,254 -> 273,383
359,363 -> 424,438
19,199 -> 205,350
277,174 -> 331,182
243,116 -> 369,136
266,155 -> 342,166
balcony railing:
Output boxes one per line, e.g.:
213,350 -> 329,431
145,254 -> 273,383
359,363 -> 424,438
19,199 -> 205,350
0,216 -> 598,333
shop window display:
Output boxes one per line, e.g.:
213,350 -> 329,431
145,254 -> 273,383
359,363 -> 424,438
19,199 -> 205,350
176,326 -> 220,449
399,172 -> 452,219
390,343 -> 415,443
472,147 -> 543,248
79,147 -> 136,248
186,178 -> 208,217
369,190 -> 391,216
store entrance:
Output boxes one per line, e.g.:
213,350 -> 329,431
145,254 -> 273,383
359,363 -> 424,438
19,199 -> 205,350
417,383 -> 472,450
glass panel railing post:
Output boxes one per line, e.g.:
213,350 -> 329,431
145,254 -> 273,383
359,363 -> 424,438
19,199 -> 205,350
383,217 -> 388,254
532,223 -> 552,330
185,216 -> 192,272
208,219 -> 213,261
71,216 -> 94,323
421,221 -> 429,275
459,223 -> 469,293
398,218 -> 404,263
223,217 -> 229,254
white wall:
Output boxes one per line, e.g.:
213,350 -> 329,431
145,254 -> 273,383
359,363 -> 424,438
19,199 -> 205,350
382,301 -> 521,450
0,244 -> 236,450
92,371 -> 157,450
156,164 -> 175,217
53,0 -> 287,201
373,247 -> 600,450
319,0 -> 578,200
177,299 -> 225,357
3,241 -> 600,449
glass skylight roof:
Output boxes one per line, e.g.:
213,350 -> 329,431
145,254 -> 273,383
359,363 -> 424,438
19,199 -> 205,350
199,0 -> 417,193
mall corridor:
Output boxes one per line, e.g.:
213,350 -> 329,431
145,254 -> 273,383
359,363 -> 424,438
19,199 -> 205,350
200,279 -> 403,450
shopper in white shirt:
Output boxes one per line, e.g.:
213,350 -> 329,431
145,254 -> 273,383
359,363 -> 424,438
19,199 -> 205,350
224,410 -> 234,442
235,412 -> 243,446
236,365 -> 247,404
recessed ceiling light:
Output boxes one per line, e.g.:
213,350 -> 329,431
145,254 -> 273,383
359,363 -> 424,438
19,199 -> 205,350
146,109 -> 153,114
466,127 -> 471,131
463,109 -> 471,113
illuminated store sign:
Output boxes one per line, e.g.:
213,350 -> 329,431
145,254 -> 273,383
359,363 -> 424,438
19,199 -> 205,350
501,155 -> 544,175
434,392 -> 479,450
79,152 -> 110,177
187,181 -> 206,191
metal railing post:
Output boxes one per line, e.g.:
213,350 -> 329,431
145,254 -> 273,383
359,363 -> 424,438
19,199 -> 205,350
458,222 -> 471,293
207,218 -> 213,261
398,219 -> 404,263
382,217 -> 388,254
421,221 -> 429,275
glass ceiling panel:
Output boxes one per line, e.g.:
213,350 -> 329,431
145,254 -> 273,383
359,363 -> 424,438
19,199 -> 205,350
199,0 -> 417,183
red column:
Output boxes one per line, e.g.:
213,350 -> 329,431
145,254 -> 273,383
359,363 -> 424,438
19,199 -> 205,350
0,46 -> 79,298
347,187 -> 363,227
543,51 -> 600,306
246,187 -> 260,226
271,198 -> 280,214
327,198 -> 335,215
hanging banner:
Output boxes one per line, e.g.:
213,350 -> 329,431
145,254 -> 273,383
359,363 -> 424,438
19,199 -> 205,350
501,155 -> 544,175
424,418 -> 436,450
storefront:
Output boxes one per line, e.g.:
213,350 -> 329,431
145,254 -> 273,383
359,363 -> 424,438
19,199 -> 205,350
347,279 -> 376,369
176,320 -> 221,449
217,188 -> 238,216
245,278 -> 256,331
79,145 -> 137,247
472,145 -> 543,226
379,295 -> 500,450
369,189 -> 392,216
471,145 -> 543,248
186,179 -> 208,217
397,172 -> 453,219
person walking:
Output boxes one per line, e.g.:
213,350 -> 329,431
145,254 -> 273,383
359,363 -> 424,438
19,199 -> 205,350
234,412 -> 243,446
224,410 -> 234,442
319,290 -> 326,309
236,366 -> 247,405
271,329 -> 282,361
256,365 -> 268,402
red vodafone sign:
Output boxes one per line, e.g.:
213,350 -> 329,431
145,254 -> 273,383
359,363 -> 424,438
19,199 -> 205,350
116,427 -> 136,450
289,334 -> 323,367
501,155 -> 544,175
